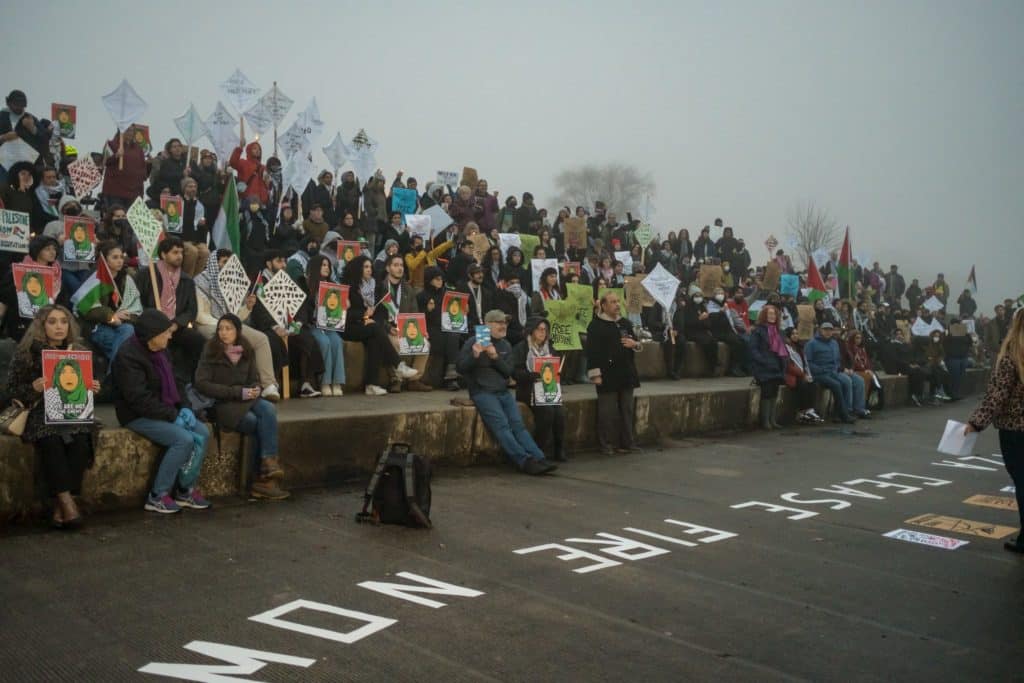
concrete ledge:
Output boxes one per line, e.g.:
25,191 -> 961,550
0,369 -> 989,520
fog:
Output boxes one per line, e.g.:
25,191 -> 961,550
5,0 -> 1021,311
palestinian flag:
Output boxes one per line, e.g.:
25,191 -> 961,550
836,227 -> 853,299
212,173 -> 241,254
967,265 -> 977,293
806,256 -> 829,303
376,292 -> 398,321
71,254 -> 120,316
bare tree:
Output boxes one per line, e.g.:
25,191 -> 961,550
786,201 -> 842,267
550,163 -> 656,217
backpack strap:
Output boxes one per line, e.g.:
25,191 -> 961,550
403,452 -> 432,529
355,448 -> 392,523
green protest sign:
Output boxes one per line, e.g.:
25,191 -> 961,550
544,299 -> 582,351
519,233 -> 540,265
565,283 -> 594,335
634,223 -> 654,248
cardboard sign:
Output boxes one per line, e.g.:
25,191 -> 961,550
0,209 -> 30,253
460,166 -> 478,189
12,263 -> 57,319
51,103 -> 77,139
42,349 -> 94,424
796,304 -> 815,340
397,313 -> 429,355
565,283 -> 594,334
698,265 -> 723,297
905,513 -> 1017,540
316,282 -> 349,332
63,216 -> 97,262
963,495 -> 1018,511
337,240 -> 365,264
160,195 -> 184,233
532,355 -> 562,406
563,217 -> 587,250
217,254 -> 250,317
469,233 -> 491,265
624,275 -> 655,314
762,261 -> 781,292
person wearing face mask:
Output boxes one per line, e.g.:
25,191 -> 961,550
240,198 -> 270,277
96,203 -> 140,269
924,330 -> 952,403
417,266 -> 461,390
706,288 -> 748,376
684,290 -> 721,375
190,149 -> 224,220
41,194 -> 92,294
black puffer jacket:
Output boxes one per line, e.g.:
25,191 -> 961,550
111,336 -> 186,425
585,314 -> 640,393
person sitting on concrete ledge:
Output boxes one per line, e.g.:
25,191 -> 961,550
111,309 -> 211,514
804,322 -> 868,424
456,309 -> 556,475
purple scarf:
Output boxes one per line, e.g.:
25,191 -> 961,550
134,337 -> 180,408
766,325 -> 789,358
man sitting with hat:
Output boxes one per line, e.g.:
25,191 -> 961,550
456,309 -> 556,475
803,322 -> 868,424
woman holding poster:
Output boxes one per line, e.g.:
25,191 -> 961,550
5,305 -> 101,530
441,290 -> 469,333
306,255 -> 347,396
417,267 -> 462,390
16,268 -> 54,319
397,314 -> 429,355
63,218 -> 96,262
509,316 -> 567,462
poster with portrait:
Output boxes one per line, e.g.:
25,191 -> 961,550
561,261 -> 581,279
63,215 -> 97,262
532,355 -> 562,406
12,263 -> 57,319
42,349 -> 95,424
337,240 -> 364,265
441,291 -> 469,333
316,282 -> 349,332
160,195 -> 184,233
127,123 -> 152,153
51,103 -> 77,139
397,313 -> 429,355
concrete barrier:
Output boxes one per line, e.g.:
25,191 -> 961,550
0,369 -> 989,521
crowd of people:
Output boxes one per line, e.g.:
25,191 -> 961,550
1,87 -> 1020,530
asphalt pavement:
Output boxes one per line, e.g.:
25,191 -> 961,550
1,401 -> 1020,682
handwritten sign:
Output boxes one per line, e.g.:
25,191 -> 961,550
905,513 -> 1017,540
624,275 -> 655,314
544,299 -> 582,351
436,170 -> 459,187
391,187 -> 418,216
963,495 -> 1018,511
796,304 -> 815,340
882,529 -> 968,550
0,209 -> 31,253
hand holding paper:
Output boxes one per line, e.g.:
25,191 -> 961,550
937,419 -> 978,457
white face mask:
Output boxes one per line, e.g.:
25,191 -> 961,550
693,296 -> 704,304
715,294 -> 725,303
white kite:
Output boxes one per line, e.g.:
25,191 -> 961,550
641,263 -> 681,313
322,132 -> 348,174
126,197 -> 164,257
101,79 -> 147,132
219,69 -> 261,115
282,154 -> 314,195
173,103 -> 208,159
0,138 -> 39,169
341,128 -> 379,184
204,102 -> 239,164
258,270 -> 307,328
216,254 -> 250,318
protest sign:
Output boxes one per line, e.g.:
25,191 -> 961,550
597,288 -> 626,319
634,223 -> 654,249
255,83 -> 293,129
641,263 -> 681,313
0,209 -> 31,253
949,323 -> 968,337
219,69 -> 261,115
12,263 -> 57,319
316,282 -> 349,332
624,275 -> 655,314
126,197 -> 164,257
391,188 -> 418,216
519,234 -> 540,265
282,154 -> 314,194
337,240 -> 364,264
780,273 -> 799,297
127,124 -> 152,154
561,262 -> 581,278
531,258 -> 559,291
911,317 -> 945,337
963,319 -> 976,336
213,254 -> 248,317
436,170 -> 459,187
42,349 -> 94,425
294,98 -> 325,148
397,313 -> 430,355
322,132 -> 347,172
544,299 -> 582,351
468,233 -> 491,264
475,325 -> 491,347
278,120 -> 309,161
460,167 -> 478,188
51,103 -> 76,139
67,157 -> 102,198
423,204 -> 453,233
566,283 -> 594,334
161,195 -> 184,233
796,304 -> 815,340
0,138 -> 39,169
204,102 -> 239,163
615,251 -> 633,275
532,356 -> 562,406
762,261 -> 781,292
257,270 -> 307,329
63,216 -> 97,262
498,233 -> 521,260
241,100 -> 273,135
922,296 -> 944,313
563,217 -> 587,250
764,234 -> 779,254
698,265 -> 723,296
102,79 -> 147,132
406,214 -> 433,244
441,291 -> 469,333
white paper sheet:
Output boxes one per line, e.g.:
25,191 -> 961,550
937,419 -> 978,457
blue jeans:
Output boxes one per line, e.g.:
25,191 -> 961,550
61,268 -> 90,296
814,371 -> 865,416
126,417 -> 210,496
472,390 -> 545,468
91,323 -> 135,365
311,329 -> 346,384
946,356 -> 968,399
236,399 -> 279,467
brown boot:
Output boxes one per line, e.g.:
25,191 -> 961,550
406,379 -> 433,392
250,477 -> 291,500
260,457 -> 285,480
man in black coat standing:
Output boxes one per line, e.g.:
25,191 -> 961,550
586,290 -> 642,455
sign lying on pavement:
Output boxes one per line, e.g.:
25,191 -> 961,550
905,513 -> 1017,540
883,528 -> 969,550
963,494 -> 1018,511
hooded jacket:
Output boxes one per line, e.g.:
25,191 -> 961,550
102,131 -> 148,200
803,333 -> 841,378
229,141 -> 269,205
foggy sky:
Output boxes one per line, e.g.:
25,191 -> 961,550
4,0 -> 1021,311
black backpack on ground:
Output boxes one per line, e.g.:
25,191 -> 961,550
355,443 -> 432,528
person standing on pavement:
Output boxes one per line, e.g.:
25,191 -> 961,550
965,308 -> 1024,553
456,309 -> 556,475
748,305 -> 788,430
586,290 -> 642,455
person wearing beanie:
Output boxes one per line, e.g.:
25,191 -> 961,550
417,266 -> 461,390
195,314 -> 289,500
112,308 -> 211,514
509,316 -> 568,462
42,194 -> 94,294
456,309 -> 556,475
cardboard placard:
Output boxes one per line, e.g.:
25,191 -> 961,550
796,304 -> 815,340
762,261 -> 781,292
624,275 -> 655,313
460,166 -> 478,189
698,265 -> 723,296
563,217 -> 587,250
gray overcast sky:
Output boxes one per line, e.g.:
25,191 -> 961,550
5,0 -> 1021,310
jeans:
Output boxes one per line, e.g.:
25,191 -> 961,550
236,399 -> 279,468
127,417 -> 210,495
91,323 -> 136,365
946,356 -> 968,399
999,430 -> 1024,532
311,329 -> 346,384
61,269 -> 90,296
472,390 -> 544,468
814,371 -> 865,417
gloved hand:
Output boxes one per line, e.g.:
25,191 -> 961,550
176,407 -> 197,429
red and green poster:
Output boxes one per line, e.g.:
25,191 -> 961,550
42,349 -> 95,424
161,195 -> 184,233
63,215 -> 97,262
51,103 -> 77,139
127,124 -> 152,153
